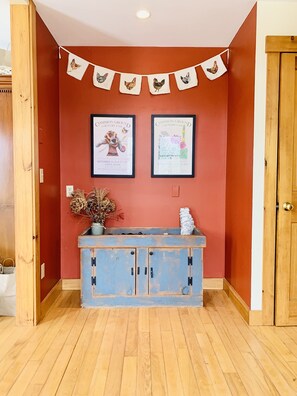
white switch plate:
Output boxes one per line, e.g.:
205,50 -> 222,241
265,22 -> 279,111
40,168 -> 44,183
66,185 -> 74,197
41,263 -> 45,279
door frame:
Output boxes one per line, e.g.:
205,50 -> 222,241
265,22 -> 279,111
262,36 -> 297,325
11,0 -> 40,325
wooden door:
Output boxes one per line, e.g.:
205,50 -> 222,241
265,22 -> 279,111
0,79 -> 14,260
148,248 -> 190,295
93,249 -> 136,296
275,53 -> 297,325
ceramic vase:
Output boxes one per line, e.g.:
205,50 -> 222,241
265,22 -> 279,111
91,222 -> 104,235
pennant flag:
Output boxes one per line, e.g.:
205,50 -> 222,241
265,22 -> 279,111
200,55 -> 227,80
147,73 -> 170,95
174,67 -> 198,91
120,73 -> 142,95
66,53 -> 89,80
93,66 -> 115,90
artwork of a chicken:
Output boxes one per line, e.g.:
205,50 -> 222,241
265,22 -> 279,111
180,72 -> 190,84
206,61 -> 218,75
69,58 -> 81,72
96,72 -> 108,84
153,78 -> 165,92
124,77 -> 137,90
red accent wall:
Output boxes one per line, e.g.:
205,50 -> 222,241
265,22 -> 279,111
59,47 -> 228,279
36,14 -> 61,300
225,5 -> 257,307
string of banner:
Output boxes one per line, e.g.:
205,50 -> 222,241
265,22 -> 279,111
59,46 -> 229,96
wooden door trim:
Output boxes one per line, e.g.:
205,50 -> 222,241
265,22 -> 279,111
11,0 -> 40,325
263,36 -> 297,325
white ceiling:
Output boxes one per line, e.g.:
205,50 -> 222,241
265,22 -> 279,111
4,1 -> 297,50
33,0 -> 257,47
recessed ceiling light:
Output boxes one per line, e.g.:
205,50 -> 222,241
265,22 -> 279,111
136,9 -> 151,19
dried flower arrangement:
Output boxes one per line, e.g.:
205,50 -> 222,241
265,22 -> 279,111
69,187 -> 124,226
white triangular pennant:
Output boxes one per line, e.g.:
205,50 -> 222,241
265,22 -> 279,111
201,55 -> 227,80
93,66 -> 115,90
174,67 -> 198,91
147,74 -> 170,95
119,73 -> 142,95
66,53 -> 89,80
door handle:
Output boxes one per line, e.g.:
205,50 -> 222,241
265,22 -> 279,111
283,202 -> 294,211
150,267 -> 154,278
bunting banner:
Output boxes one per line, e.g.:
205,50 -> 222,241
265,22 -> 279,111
200,55 -> 227,80
147,73 -> 170,95
119,73 -> 142,95
67,53 -> 89,80
61,47 -> 228,94
174,66 -> 198,91
93,66 -> 115,90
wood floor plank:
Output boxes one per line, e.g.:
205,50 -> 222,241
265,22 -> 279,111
71,309 -> 110,396
137,331 -> 152,396
89,309 -> 119,396
161,330 -> 184,396
102,309 -> 129,396
120,356 -> 137,396
125,308 -> 139,357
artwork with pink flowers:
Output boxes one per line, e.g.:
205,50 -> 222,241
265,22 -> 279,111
151,115 -> 195,177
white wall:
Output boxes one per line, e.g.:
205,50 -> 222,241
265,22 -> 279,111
0,0 -> 10,51
251,0 -> 297,310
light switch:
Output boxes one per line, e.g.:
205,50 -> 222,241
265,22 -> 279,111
40,168 -> 44,183
66,185 -> 74,197
172,185 -> 180,197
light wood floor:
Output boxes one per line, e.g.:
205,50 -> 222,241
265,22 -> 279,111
0,291 -> 297,395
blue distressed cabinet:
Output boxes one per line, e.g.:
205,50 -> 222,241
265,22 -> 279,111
78,227 -> 206,307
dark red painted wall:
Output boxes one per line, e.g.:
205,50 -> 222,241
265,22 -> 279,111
36,14 -> 61,300
59,47 -> 228,279
225,5 -> 257,307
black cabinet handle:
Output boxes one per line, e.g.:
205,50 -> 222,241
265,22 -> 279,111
137,267 -> 140,275
150,267 -> 154,278
144,267 -> 147,275
131,267 -> 134,276
130,251 -> 135,255
149,251 -> 153,256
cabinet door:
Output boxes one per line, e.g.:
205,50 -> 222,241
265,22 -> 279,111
94,249 -> 135,296
149,248 -> 190,295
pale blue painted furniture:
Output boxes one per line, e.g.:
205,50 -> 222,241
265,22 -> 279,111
78,227 -> 206,307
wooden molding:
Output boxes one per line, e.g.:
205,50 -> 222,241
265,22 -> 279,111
40,280 -> 62,318
62,279 -> 81,290
0,76 -> 12,90
266,36 -> 297,53
203,278 -> 223,290
262,49 -> 281,326
223,279 -> 263,326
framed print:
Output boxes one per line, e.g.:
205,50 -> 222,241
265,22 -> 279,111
91,114 -> 135,177
151,115 -> 196,177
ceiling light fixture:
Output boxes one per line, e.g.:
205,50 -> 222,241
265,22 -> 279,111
136,9 -> 151,19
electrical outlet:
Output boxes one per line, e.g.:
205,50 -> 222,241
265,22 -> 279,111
41,263 -> 45,279
66,185 -> 74,197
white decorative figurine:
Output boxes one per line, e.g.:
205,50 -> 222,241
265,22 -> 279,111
180,207 -> 195,235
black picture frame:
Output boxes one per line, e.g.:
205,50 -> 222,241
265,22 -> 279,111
151,114 -> 196,177
91,114 -> 135,178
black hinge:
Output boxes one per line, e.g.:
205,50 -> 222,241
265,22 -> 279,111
188,277 -> 193,286
91,256 -> 96,267
188,256 -> 193,266
91,276 -> 96,286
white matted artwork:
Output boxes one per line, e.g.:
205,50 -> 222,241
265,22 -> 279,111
91,114 -> 135,177
151,115 -> 196,177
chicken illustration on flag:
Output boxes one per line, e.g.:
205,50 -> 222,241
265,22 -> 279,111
201,55 -> 227,80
